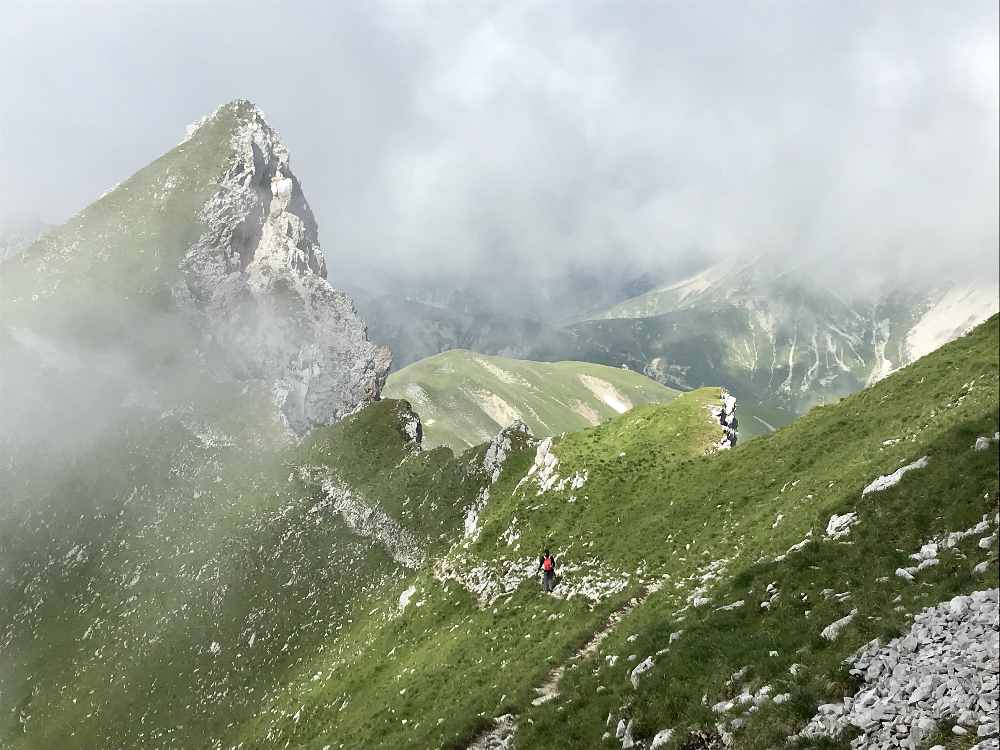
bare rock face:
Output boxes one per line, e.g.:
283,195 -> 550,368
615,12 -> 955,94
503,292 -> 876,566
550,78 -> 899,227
178,101 -> 390,434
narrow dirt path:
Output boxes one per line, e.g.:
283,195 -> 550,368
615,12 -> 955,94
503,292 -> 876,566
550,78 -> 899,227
467,582 -> 662,749
467,713 -> 517,750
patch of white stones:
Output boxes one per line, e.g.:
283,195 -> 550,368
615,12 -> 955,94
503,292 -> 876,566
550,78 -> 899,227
467,713 -> 517,750
794,589 -> 1000,750
974,432 -> 999,451
820,609 -> 858,641
896,513 -> 996,582
315,476 -> 426,569
825,512 -> 858,540
683,558 -> 731,610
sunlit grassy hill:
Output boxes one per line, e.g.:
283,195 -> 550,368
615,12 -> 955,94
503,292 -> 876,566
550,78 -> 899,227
384,350 -> 680,451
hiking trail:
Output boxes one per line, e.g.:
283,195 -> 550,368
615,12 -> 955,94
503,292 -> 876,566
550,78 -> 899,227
467,581 -> 663,750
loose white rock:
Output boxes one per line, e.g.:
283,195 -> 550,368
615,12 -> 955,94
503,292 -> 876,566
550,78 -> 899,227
821,609 -> 859,641
862,456 -> 929,496
795,589 -> 1000,749
630,656 -> 655,689
826,512 -> 859,540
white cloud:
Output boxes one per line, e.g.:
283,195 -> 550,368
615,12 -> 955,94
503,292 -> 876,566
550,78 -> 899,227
2,0 -> 997,292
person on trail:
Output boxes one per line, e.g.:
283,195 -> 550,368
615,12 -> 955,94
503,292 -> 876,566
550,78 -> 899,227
539,549 -> 557,593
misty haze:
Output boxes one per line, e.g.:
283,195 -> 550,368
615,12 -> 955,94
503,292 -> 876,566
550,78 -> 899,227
1,3 -> 998,750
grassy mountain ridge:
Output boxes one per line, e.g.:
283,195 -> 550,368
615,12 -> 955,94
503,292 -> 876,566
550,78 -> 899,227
239,319 -> 994,749
224,386 -> 727,750
2,303 -> 996,748
384,349 -> 681,451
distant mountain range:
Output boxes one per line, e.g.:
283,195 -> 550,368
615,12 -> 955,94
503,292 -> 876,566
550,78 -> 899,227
351,265 -> 668,373
354,291 -> 552,371
359,257 -> 997,432
542,258 -> 998,415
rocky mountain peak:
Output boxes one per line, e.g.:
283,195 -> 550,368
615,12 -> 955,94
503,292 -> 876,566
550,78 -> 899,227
1,99 -> 389,439
175,100 -> 391,435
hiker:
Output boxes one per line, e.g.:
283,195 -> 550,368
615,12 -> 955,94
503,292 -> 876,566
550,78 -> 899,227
539,549 -> 557,593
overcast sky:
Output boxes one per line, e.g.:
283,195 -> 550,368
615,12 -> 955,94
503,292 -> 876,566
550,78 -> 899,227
2,0 -> 997,291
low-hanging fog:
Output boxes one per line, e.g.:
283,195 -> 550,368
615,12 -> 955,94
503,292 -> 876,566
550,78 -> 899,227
2,0 -> 998,306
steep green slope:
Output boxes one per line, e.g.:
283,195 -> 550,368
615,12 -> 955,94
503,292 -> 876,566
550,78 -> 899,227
0,397 -> 484,749
233,319 -> 996,750
384,350 -> 680,451
517,316 -> 1000,749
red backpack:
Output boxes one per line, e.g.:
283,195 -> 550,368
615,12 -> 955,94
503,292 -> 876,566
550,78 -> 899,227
542,556 -> 554,572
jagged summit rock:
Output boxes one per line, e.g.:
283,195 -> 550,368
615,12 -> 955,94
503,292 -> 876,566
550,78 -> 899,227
176,99 -> 390,433
2,99 -> 390,436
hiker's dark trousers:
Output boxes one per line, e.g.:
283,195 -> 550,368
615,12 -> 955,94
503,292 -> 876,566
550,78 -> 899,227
543,571 -> 555,592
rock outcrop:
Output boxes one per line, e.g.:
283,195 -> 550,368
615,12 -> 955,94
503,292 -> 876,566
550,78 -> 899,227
177,100 -> 390,434
463,421 -> 533,540
314,474 -> 426,569
482,420 -> 532,483
711,390 -> 738,449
